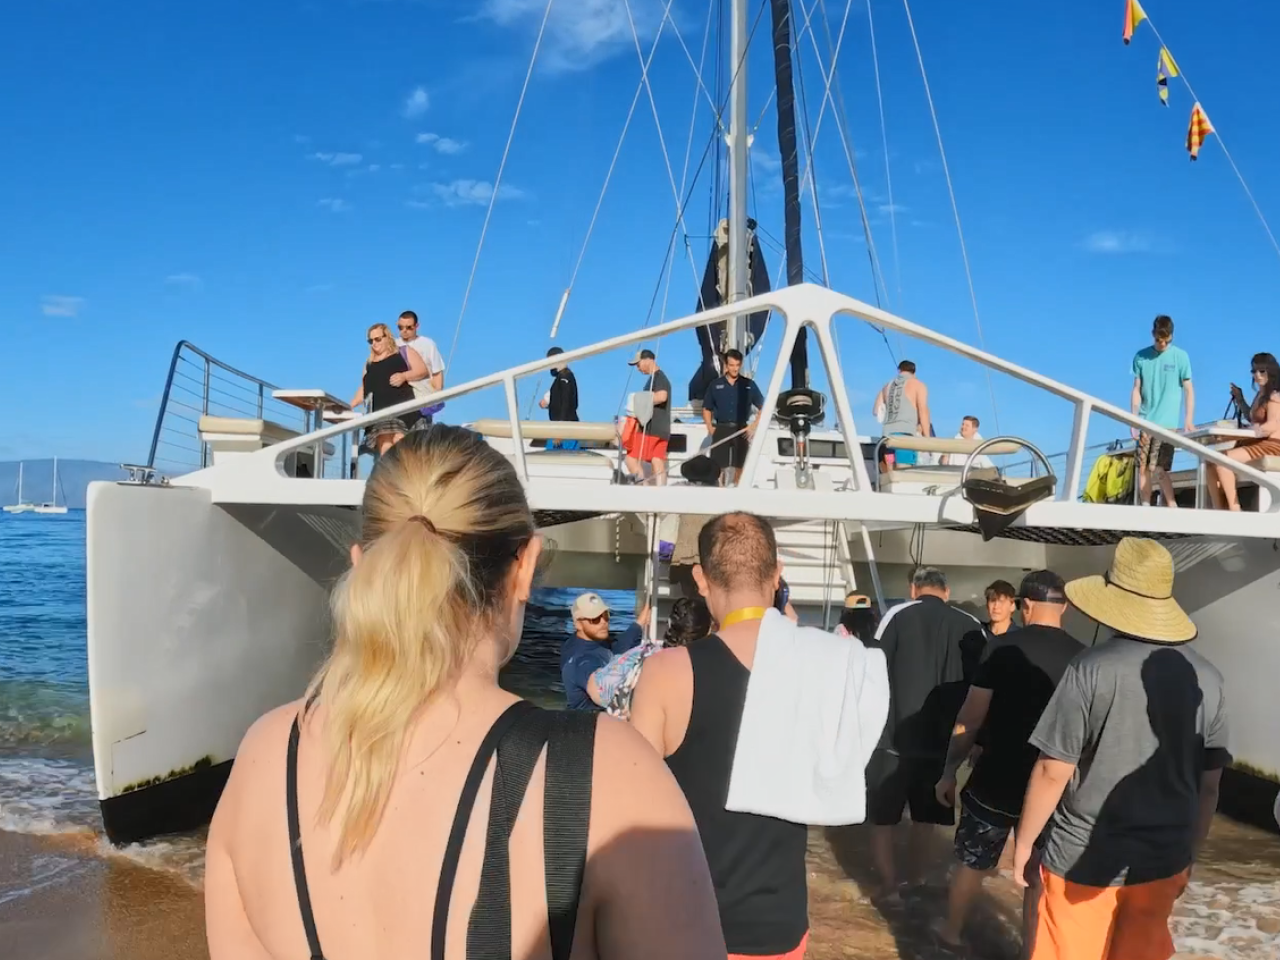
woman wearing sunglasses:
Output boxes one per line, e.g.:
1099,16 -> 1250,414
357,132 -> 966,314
1210,352 -> 1280,510
351,322 -> 428,457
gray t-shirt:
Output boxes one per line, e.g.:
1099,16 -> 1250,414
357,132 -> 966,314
644,370 -> 672,440
1030,636 -> 1230,887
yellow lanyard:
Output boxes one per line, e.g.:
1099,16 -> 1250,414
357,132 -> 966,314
719,606 -> 769,629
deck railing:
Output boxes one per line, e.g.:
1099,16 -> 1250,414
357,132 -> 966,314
174,283 -> 1280,514
146,341 -> 308,478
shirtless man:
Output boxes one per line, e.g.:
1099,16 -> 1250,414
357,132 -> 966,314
874,361 -> 930,470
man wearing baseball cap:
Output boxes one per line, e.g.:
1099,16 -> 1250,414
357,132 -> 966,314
623,348 -> 672,485
933,570 -> 1084,954
1012,538 -> 1230,960
559,591 -> 649,712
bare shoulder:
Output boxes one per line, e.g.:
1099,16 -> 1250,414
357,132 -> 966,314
215,700 -> 303,818
587,714 -> 697,835
634,645 -> 690,685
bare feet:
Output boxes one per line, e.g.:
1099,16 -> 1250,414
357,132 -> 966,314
931,916 -> 965,953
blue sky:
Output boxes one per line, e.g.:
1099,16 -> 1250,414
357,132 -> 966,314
4,0 -> 1280,471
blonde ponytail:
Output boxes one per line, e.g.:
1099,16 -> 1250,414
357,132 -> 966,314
304,425 -> 534,867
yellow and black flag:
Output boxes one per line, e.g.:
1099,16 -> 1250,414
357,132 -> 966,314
1123,0 -> 1147,44
1187,102 -> 1214,160
1157,48 -> 1180,105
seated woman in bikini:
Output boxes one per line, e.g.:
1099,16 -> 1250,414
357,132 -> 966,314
1209,352 -> 1280,511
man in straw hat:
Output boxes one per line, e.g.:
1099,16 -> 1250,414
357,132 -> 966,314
1011,538 -> 1230,960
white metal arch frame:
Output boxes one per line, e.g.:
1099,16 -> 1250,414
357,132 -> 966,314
180,283 -> 1280,538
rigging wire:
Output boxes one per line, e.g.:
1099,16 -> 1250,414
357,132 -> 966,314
613,0 -> 772,419
653,0 -> 720,362
624,0 -> 723,299
446,0 -> 556,375
550,0 -> 685,341
899,0 -> 1001,433
521,0 -> 684,419
1139,17 -> 1280,266
864,0 -> 904,311
792,29 -> 832,288
805,0 -> 892,311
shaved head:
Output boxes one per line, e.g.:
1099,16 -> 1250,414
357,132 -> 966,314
697,512 -> 779,591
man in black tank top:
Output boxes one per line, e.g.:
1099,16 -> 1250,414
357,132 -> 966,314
630,513 -> 810,960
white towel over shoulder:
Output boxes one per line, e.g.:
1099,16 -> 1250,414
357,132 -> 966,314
725,608 -> 890,826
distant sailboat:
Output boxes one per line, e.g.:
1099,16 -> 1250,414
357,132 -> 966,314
3,462 -> 34,513
33,458 -> 68,515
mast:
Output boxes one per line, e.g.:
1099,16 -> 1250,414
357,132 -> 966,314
769,0 -> 808,388
726,0 -> 751,352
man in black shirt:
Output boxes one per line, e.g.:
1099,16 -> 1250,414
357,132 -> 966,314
932,570 -> 1084,954
701,348 -> 765,486
867,566 -> 982,901
539,346 -> 579,450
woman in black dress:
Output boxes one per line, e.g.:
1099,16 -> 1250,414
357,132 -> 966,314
350,322 -> 427,456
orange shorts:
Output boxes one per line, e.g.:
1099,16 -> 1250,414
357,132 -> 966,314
624,429 -> 669,462
1031,866 -> 1188,960
728,931 -> 808,960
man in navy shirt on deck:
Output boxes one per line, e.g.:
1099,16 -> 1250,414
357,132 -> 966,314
559,592 -> 649,712
701,348 -> 766,486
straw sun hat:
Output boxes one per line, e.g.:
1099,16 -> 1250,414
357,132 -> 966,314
1064,537 -> 1197,644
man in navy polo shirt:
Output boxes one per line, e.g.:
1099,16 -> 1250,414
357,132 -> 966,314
559,592 -> 649,711
701,348 -> 765,485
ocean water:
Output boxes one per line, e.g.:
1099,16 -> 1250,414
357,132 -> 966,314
1,512 -> 1277,958
0,510 -> 633,884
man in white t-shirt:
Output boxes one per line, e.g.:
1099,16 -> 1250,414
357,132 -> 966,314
393,310 -> 445,425
942,415 -> 993,469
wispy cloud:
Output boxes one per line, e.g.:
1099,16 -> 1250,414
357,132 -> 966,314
41,295 -> 84,317
1082,230 -> 1152,254
367,164 -> 382,173
402,86 -> 430,118
420,179 -> 526,208
416,132 -> 468,155
318,198 -> 351,212
165,273 -> 203,289
293,134 -> 311,145
479,0 -> 667,72
751,148 -> 781,175
311,151 -> 364,167
878,203 -> 909,215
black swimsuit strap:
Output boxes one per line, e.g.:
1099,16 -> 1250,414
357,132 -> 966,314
286,699 -> 593,960
286,715 -> 325,960
431,700 -> 538,960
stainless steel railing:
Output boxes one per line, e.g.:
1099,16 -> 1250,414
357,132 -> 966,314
146,341 -> 308,478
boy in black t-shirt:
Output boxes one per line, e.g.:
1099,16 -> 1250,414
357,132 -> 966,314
932,571 -> 1084,955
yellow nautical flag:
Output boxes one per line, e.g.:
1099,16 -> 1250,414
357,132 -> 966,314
1157,47 -> 1180,105
1186,102 -> 1214,161
1123,0 -> 1147,44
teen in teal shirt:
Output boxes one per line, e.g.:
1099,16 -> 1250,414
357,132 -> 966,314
1130,315 -> 1194,508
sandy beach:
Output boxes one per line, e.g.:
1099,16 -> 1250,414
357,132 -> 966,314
2,813 -> 1276,960
0,830 -> 206,960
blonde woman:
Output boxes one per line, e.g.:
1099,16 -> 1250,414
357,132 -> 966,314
205,425 -> 726,960
351,322 -> 426,457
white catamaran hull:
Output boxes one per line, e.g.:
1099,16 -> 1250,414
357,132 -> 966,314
85,487 -> 1280,841
85,284 -> 1280,842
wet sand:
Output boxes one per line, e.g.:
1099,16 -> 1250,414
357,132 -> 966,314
0,830 -> 207,960
1,816 -> 1276,960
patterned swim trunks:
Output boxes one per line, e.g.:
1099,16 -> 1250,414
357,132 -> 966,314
953,797 -> 1014,872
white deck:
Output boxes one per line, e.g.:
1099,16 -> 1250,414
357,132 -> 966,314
164,283 -> 1280,542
